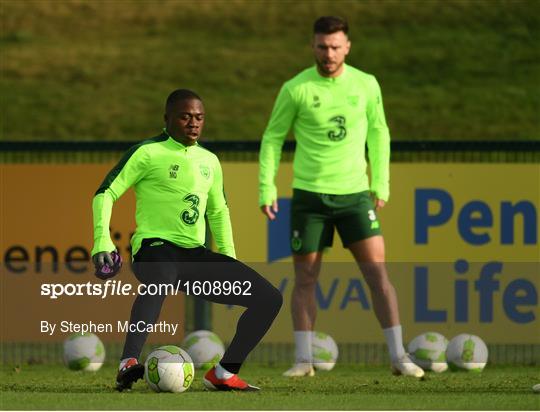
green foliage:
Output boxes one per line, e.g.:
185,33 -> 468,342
1,364 -> 539,409
1,0 -> 539,141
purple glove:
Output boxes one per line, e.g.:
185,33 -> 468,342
95,250 -> 122,280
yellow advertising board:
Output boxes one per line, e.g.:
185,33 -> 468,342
1,163 -> 538,345
0,164 -> 183,343
222,163 -> 539,263
215,163 -> 540,344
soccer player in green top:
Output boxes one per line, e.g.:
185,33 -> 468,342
259,16 -> 424,378
92,89 -> 282,391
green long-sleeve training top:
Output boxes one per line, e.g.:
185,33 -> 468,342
259,64 -> 390,205
92,132 -> 235,258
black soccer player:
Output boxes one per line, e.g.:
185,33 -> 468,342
92,89 -> 282,391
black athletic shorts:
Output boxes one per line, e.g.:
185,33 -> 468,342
132,238 -> 276,307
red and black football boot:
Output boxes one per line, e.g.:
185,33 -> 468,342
203,366 -> 260,391
115,358 -> 144,391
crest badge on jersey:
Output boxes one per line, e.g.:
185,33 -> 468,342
199,164 -> 210,179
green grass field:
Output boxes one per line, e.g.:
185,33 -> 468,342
1,0 -> 539,142
1,364 -> 538,410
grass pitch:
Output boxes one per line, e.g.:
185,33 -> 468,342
1,364 -> 538,410
2,0 -> 539,142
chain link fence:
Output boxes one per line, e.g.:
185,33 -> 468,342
2,342 -> 538,366
1,140 -> 539,163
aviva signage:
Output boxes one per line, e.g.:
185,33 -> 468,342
214,163 -> 539,344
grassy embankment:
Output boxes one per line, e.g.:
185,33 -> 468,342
1,0 -> 539,141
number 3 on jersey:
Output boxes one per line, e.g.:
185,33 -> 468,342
181,194 -> 200,225
328,115 -> 347,141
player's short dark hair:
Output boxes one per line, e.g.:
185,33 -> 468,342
166,89 -> 202,110
313,16 -> 348,35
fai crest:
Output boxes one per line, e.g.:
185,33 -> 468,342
199,164 -> 210,179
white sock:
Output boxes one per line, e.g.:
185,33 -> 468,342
294,331 -> 313,363
118,357 -> 136,371
383,325 -> 406,362
215,363 -> 234,380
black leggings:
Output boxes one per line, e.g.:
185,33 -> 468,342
121,238 -> 282,374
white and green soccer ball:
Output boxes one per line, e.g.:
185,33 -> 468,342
407,332 -> 449,373
144,345 -> 194,393
312,331 -> 338,371
63,332 -> 105,372
446,334 -> 488,372
181,330 -> 225,370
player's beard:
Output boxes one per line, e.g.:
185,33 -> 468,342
316,58 -> 344,77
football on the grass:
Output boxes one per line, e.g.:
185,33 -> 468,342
144,345 -> 194,393
63,332 -> 105,372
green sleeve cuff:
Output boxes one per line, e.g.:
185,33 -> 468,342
219,246 -> 236,259
91,238 -> 116,257
371,183 -> 389,202
259,184 -> 277,207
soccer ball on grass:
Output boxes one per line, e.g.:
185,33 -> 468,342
446,334 -> 488,372
312,331 -> 338,371
181,330 -> 225,370
407,332 -> 449,373
63,332 -> 105,372
144,345 -> 194,393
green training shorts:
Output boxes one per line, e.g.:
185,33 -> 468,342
290,189 -> 382,254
